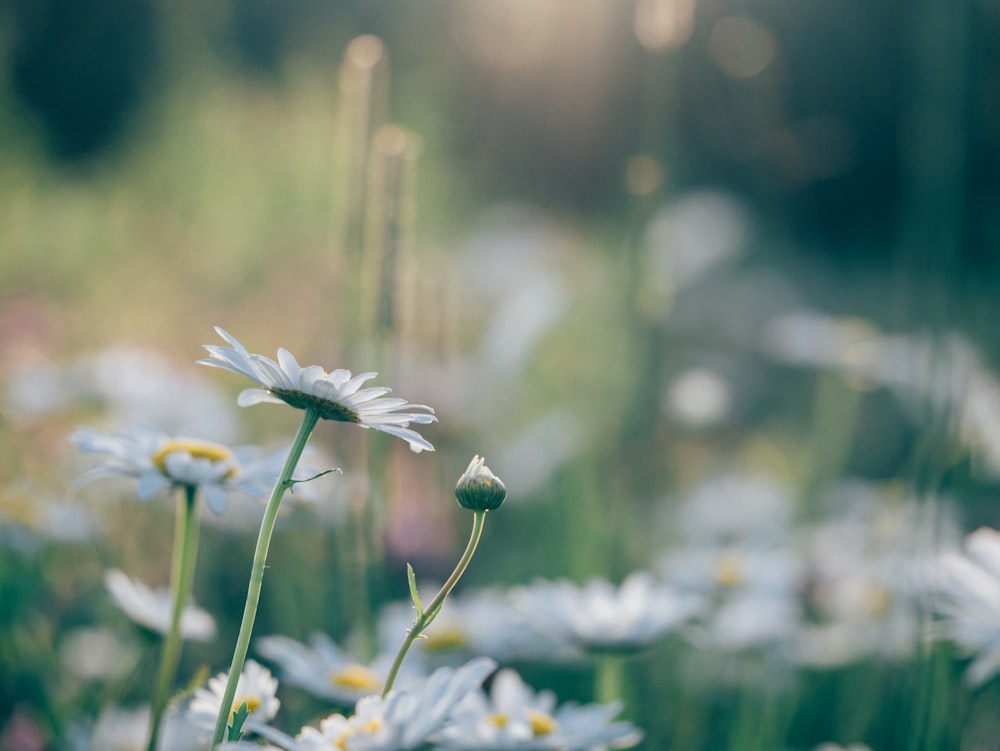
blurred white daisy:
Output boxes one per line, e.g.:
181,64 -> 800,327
439,668 -> 643,750
6,345 -> 240,443
256,632 -> 410,705
933,526 -> 1000,686
60,626 -> 138,682
657,472 -> 805,652
511,571 -> 701,655
659,545 -> 804,651
198,327 -> 437,453
188,659 -> 280,731
72,427 -> 292,515
795,482 -> 953,667
77,704 -> 201,751
377,587 -> 574,668
233,658 -> 497,751
104,569 -> 215,641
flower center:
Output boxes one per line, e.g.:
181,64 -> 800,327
271,387 -> 361,424
864,582 -> 892,617
422,626 -> 470,653
528,710 -> 557,737
489,713 -> 509,729
713,553 -> 745,588
152,439 -> 236,478
335,717 -> 383,749
330,664 -> 381,692
229,696 -> 261,722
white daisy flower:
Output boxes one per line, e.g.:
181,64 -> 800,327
234,658 -> 496,751
104,569 -> 216,642
72,426 -> 291,515
439,668 -> 643,750
256,632 -> 411,705
198,327 -> 437,453
933,526 -> 1000,686
511,571 -> 701,655
377,587 -> 574,668
795,483 -> 953,667
79,704 -> 201,751
188,659 -> 280,731
660,545 -> 804,651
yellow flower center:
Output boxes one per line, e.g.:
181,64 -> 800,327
229,697 -> 261,722
152,439 -> 236,478
489,713 -> 509,728
864,583 -> 892,617
330,664 -> 381,692
335,718 -> 383,749
422,626 -> 470,653
713,553 -> 745,588
528,710 -> 557,737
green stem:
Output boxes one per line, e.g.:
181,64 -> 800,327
147,485 -> 200,751
210,407 -> 320,748
381,510 -> 486,697
596,654 -> 625,705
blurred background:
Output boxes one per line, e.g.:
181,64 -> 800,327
2,0 -> 1000,749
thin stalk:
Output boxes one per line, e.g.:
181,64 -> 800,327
381,509 -> 487,697
210,407 -> 320,748
146,484 -> 200,751
596,654 -> 625,705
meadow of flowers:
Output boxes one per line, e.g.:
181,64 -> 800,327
1,3 -> 998,750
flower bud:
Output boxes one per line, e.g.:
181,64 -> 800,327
455,455 -> 506,511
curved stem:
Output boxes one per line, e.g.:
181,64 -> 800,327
382,510 -> 486,697
147,485 -> 200,751
210,407 -> 320,748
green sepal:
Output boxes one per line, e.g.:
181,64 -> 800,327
407,563 -> 424,621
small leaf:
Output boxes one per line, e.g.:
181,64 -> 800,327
227,702 -> 250,741
407,563 -> 424,620
285,467 -> 343,492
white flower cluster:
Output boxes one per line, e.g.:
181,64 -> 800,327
213,657 -> 642,751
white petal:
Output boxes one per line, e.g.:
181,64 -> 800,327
238,388 -> 285,407
137,472 -> 170,500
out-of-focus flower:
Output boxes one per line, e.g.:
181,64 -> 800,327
6,346 -> 239,442
493,410 -> 584,498
75,704 -> 200,751
188,660 -> 280,730
256,632 -> 409,705
199,327 -> 436,453
377,588 -> 571,667
0,490 -> 101,548
639,190 -> 749,321
60,627 -> 138,682
673,473 -> 795,547
72,427 -> 291,515
658,473 -> 805,651
511,571 -> 701,655
238,658 -> 497,751
662,546 -> 804,651
661,367 -> 732,429
104,569 -> 216,642
797,481 -> 957,667
932,526 -> 1000,686
439,668 -> 643,750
